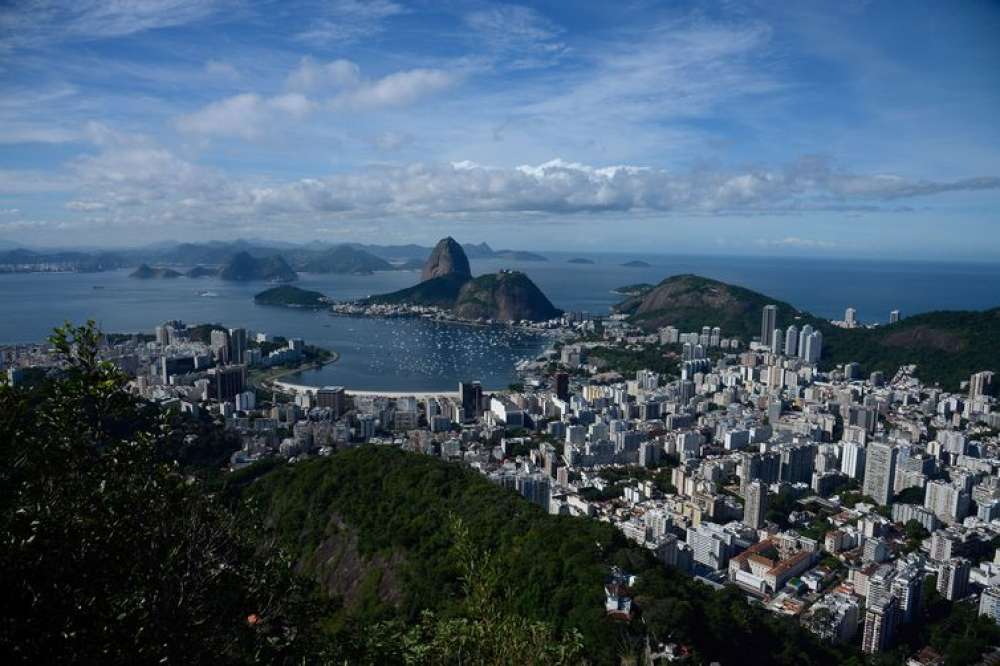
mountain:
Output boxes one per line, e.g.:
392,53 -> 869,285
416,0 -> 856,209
453,271 -> 561,321
622,260 -> 652,268
568,257 -> 595,264
421,237 -> 472,282
218,252 -> 297,282
495,249 -> 548,261
617,274 -> 999,389
365,273 -> 470,308
299,245 -> 393,274
254,285 -> 329,308
461,242 -> 496,259
185,265 -> 218,278
129,264 -> 182,279
615,274 -> 807,339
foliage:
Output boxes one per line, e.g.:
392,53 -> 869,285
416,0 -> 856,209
588,344 -> 677,377
0,321 -> 326,664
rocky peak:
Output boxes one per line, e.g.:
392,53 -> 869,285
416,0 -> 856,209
421,237 -> 471,282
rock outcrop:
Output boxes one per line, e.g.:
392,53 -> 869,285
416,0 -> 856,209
421,237 -> 471,282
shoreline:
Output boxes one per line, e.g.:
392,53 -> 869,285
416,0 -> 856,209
250,351 -> 341,386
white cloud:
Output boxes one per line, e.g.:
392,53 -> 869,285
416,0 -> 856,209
204,59 -> 240,80
286,57 -> 360,91
296,0 -> 404,46
372,130 -> 413,151
464,4 -> 566,68
178,60 -> 457,138
329,68 -> 456,110
0,0 -> 230,50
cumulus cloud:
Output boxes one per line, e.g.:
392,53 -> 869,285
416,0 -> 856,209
329,68 -> 455,110
286,57 -> 360,91
53,136 -> 1000,232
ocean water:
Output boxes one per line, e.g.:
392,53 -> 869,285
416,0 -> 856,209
2,254 -> 998,390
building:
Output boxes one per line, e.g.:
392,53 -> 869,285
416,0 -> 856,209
210,329 -> 229,363
970,371 -> 995,398
889,309 -> 900,324
802,330 -> 823,363
459,381 -> 483,422
784,324 -> 799,357
744,480 -> 768,529
979,586 -> 1000,623
845,307 -> 857,328
227,327 -> 247,365
863,442 -> 898,506
862,596 -> 898,654
841,441 -> 866,479
316,386 -> 347,418
924,480 -> 971,525
937,558 -> 971,601
208,364 -> 246,402
760,305 -> 777,347
554,371 -> 569,400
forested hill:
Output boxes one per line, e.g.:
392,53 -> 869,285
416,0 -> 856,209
616,274 -> 999,390
235,446 -> 854,665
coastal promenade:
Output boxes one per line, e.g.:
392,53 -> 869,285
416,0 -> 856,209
270,379 -> 503,400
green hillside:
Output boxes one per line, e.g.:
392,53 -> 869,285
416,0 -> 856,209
254,285 -> 329,308
364,273 -> 470,308
237,445 -> 852,665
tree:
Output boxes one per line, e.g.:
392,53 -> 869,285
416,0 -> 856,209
0,322 -> 326,664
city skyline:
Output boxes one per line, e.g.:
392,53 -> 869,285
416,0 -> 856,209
1,1 -> 1000,258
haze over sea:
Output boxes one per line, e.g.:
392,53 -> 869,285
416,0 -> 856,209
3,253 -> 999,391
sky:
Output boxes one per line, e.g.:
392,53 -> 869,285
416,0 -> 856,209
0,0 -> 999,258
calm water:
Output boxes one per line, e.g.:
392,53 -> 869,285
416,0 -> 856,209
2,254 -> 999,390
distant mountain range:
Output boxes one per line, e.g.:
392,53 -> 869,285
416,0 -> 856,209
0,239 -> 549,276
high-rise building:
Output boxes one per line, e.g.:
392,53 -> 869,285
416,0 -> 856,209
784,324 -> 798,357
861,596 -> 898,654
889,309 -> 900,324
760,305 -> 777,347
771,328 -> 784,355
845,307 -> 857,328
803,330 -> 823,363
459,381 -> 482,422
863,442 -> 897,505
316,386 -> 347,418
841,441 -> 867,479
970,371 -> 995,398
554,371 -> 570,400
937,558 -> 971,601
925,480 -> 971,525
979,586 -> 1000,622
744,480 -> 768,529
797,324 -> 813,360
208,364 -> 246,401
210,329 -> 229,364
779,443 -> 815,484
227,327 -> 247,365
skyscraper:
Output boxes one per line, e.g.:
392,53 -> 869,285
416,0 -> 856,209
744,480 -> 768,529
771,328 -> 784,355
760,305 -> 777,347
803,330 -> 823,363
937,558 -> 971,601
227,327 -> 247,366
841,441 -> 867,479
845,307 -> 857,328
862,596 -> 898,654
554,371 -> 570,400
210,329 -> 229,364
797,324 -> 813,360
459,381 -> 482,422
970,371 -> 995,398
863,442 -> 898,505
784,324 -> 799,357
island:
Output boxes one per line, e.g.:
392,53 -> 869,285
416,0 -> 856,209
567,257 -> 595,264
621,259 -> 652,268
298,245 -> 393,275
185,265 -> 218,278
129,264 -> 182,279
254,285 -> 329,309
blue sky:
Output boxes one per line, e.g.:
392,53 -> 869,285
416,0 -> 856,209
1,0 -> 999,257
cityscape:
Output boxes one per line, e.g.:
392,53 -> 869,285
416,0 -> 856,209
3,1 -> 1000,665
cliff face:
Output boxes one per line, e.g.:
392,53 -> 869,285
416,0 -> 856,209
421,237 -> 471,282
453,271 -> 561,321
219,252 -> 297,282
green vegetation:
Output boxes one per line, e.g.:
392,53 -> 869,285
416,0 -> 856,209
365,273 -> 469,308
254,285 -> 329,308
611,282 -> 654,296
1,322 -> 325,664
589,343 -> 676,377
